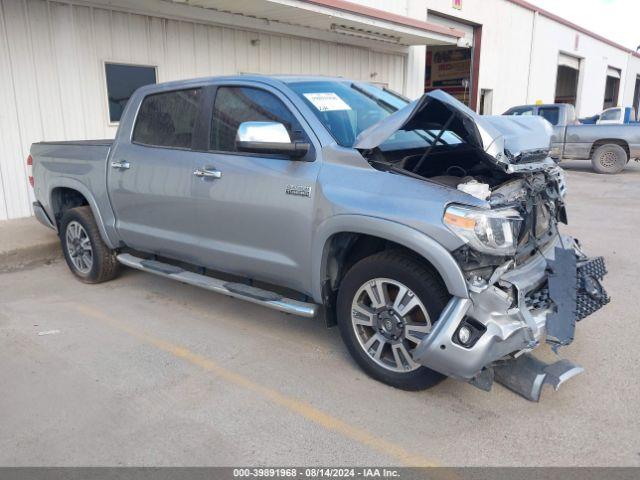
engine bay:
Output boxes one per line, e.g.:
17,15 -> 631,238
364,143 -> 568,272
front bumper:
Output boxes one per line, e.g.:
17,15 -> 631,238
412,235 -> 609,381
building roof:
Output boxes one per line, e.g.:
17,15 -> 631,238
301,0 -> 466,39
304,0 -> 638,58
181,0 -> 466,46
508,0 -> 639,58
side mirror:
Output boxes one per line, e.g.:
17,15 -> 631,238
235,121 -> 309,159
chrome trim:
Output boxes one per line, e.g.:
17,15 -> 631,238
111,160 -> 131,170
236,121 -> 291,144
193,168 -> 222,179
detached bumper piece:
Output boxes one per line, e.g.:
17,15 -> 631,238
545,249 -> 610,350
493,353 -> 584,402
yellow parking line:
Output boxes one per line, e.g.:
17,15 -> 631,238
73,302 -> 439,467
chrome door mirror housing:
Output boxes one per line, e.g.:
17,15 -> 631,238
237,121 -> 292,143
235,121 -> 309,159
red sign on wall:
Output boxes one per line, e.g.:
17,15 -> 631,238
453,0 -> 462,10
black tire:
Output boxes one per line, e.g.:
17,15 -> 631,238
591,144 -> 627,174
337,250 -> 450,391
60,206 -> 120,284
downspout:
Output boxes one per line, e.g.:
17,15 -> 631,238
525,10 -> 538,103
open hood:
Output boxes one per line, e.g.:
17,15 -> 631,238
353,90 -> 553,168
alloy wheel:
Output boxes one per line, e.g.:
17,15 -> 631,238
350,278 -> 431,373
65,220 -> 93,274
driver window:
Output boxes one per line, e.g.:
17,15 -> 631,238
210,87 -> 302,153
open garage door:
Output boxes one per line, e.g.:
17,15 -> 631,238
555,53 -> 581,105
424,13 -> 478,108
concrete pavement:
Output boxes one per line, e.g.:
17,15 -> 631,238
0,216 -> 60,273
0,160 -> 639,466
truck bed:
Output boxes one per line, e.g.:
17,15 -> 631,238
31,139 -> 116,242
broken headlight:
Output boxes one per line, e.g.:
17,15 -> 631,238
444,205 -> 523,256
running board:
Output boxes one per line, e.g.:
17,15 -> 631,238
116,253 -> 319,318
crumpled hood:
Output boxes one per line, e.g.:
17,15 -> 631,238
354,89 -> 553,168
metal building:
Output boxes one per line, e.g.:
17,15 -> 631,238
1,0 -> 638,221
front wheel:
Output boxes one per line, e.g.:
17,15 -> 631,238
337,251 -> 450,391
60,206 -> 120,283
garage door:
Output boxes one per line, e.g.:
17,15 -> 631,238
0,0 -> 406,220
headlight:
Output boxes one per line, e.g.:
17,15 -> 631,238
444,205 -> 522,256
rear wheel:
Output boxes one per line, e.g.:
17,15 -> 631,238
337,251 -> 449,390
60,206 -> 120,283
591,144 -> 627,174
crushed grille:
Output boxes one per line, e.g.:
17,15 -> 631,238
576,256 -> 610,321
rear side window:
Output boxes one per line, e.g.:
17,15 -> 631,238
133,88 -> 202,149
210,87 -> 300,152
538,107 -> 560,125
600,109 -> 621,121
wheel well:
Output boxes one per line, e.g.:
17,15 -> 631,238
50,187 -> 89,228
590,139 -> 630,158
321,233 -> 447,325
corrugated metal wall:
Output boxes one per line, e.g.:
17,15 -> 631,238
0,0 -> 406,221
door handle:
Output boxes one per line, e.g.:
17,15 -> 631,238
193,167 -> 222,179
111,160 -> 131,170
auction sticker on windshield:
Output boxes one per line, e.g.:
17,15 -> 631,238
303,92 -> 351,112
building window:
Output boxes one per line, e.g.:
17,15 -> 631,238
105,63 -> 157,123
603,67 -> 621,110
633,76 -> 640,119
554,53 -> 581,106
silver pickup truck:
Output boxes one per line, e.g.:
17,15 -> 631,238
30,76 -> 610,400
504,103 -> 640,174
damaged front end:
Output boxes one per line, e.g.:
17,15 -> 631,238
411,235 -> 609,401
356,90 -> 610,400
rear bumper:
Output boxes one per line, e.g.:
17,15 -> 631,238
33,201 -> 57,231
412,235 -> 609,380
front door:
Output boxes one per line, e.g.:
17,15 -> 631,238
189,83 -> 321,294
107,87 -> 205,264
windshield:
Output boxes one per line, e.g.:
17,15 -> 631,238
287,80 -> 462,149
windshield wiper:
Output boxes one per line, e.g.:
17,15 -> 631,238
382,86 -> 410,103
369,158 -> 427,182
351,83 -> 397,113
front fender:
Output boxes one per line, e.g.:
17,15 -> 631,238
311,214 -> 468,303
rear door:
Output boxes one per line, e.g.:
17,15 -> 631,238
107,87 -> 207,263
188,82 -> 321,294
